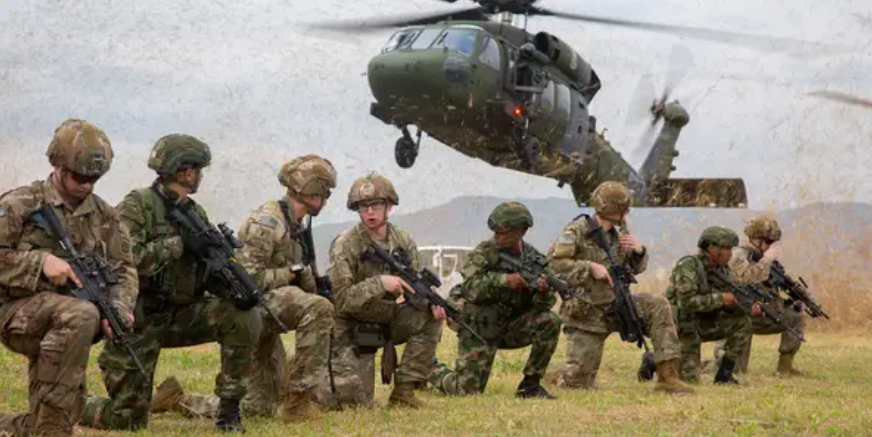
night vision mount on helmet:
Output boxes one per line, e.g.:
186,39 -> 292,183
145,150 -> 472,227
309,0 -> 830,209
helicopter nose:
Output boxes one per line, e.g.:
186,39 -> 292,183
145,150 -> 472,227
442,57 -> 471,84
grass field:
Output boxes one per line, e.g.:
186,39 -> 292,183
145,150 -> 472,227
2,330 -> 871,436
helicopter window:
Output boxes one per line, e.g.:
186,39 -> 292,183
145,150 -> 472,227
410,27 -> 444,51
555,82 -> 572,117
479,36 -> 501,70
537,80 -> 555,112
382,28 -> 422,53
433,28 -> 479,57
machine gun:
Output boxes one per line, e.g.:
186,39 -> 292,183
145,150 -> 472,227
167,200 -> 289,333
708,269 -> 806,342
299,215 -> 334,303
367,243 -> 488,345
35,204 -> 149,380
749,253 -> 828,319
496,251 -> 581,302
582,215 -> 655,381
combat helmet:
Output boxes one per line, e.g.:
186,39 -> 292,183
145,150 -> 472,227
147,134 -> 212,175
46,118 -> 113,177
697,226 -> 739,249
590,181 -> 632,216
278,154 -> 337,199
744,216 -> 782,242
487,201 -> 534,232
347,172 -> 398,210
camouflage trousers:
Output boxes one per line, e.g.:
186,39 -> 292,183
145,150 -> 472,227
79,294 -> 262,431
428,309 -> 561,396
555,293 -> 680,389
0,293 -> 100,437
330,303 -> 442,407
167,286 -> 334,418
712,301 -> 805,372
676,307 -> 751,383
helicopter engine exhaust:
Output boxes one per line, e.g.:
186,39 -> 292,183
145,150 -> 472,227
533,32 -> 602,101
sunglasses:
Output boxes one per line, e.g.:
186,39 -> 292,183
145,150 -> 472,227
69,172 -> 101,185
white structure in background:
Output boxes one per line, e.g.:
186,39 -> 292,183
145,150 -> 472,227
418,245 -> 474,298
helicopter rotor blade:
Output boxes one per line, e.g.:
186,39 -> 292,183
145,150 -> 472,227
807,91 -> 872,109
529,7 -> 838,57
626,74 -> 657,126
662,44 -> 694,101
302,6 -> 488,32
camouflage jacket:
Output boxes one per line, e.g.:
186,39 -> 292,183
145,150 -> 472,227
548,215 -> 648,304
459,239 -> 556,317
327,222 -> 423,324
116,180 -> 224,305
729,244 -> 777,297
0,178 -> 138,318
665,252 -> 732,314
234,195 -> 315,294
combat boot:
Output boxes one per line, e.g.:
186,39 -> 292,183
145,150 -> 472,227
151,376 -> 185,414
388,382 -> 426,409
714,357 -> 740,385
777,353 -> 805,376
215,398 -> 245,433
515,375 -> 557,399
278,391 -> 320,423
653,360 -> 695,394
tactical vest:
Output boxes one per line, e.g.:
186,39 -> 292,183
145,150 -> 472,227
665,254 -> 712,306
132,186 -> 207,304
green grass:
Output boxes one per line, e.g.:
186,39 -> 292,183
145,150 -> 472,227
2,332 -> 871,436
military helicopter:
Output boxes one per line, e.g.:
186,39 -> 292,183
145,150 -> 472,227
311,0 -> 828,208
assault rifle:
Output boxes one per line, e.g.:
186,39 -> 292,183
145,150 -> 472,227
35,204 -> 149,380
300,215 -> 334,303
749,253 -> 828,319
708,269 -> 805,342
496,252 -> 582,302
167,200 -> 289,333
582,215 -> 655,381
367,243 -> 488,344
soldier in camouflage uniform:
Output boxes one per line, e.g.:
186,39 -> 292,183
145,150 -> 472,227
79,134 -> 263,433
710,216 -> 808,376
326,173 -> 445,408
427,201 -> 561,399
546,181 -> 693,394
666,226 -> 753,385
150,154 -> 338,422
0,119 -> 138,437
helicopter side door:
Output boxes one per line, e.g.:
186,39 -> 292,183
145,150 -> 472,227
527,79 -> 571,147
559,88 -> 592,161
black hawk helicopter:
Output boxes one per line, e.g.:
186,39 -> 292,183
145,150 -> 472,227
311,0 -> 829,208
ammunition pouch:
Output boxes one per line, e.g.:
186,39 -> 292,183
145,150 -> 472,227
351,322 -> 388,354
466,305 -> 505,341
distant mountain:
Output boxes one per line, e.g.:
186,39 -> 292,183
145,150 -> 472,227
311,197 -> 872,283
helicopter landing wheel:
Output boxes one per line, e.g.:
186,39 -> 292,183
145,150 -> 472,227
519,137 -> 540,170
395,137 -> 418,169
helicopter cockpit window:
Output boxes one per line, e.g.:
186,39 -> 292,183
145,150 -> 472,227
382,27 -> 422,53
479,36 -> 501,70
433,28 -> 479,57
410,27 -> 444,51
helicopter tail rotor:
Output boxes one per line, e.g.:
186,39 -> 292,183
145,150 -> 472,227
627,44 -> 694,165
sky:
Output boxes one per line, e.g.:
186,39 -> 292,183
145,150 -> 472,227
1,0 -> 870,227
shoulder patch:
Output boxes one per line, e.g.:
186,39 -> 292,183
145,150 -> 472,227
256,215 -> 279,229
0,205 -> 7,217
556,234 -> 574,245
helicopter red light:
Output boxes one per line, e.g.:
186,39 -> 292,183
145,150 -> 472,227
513,106 -> 522,117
